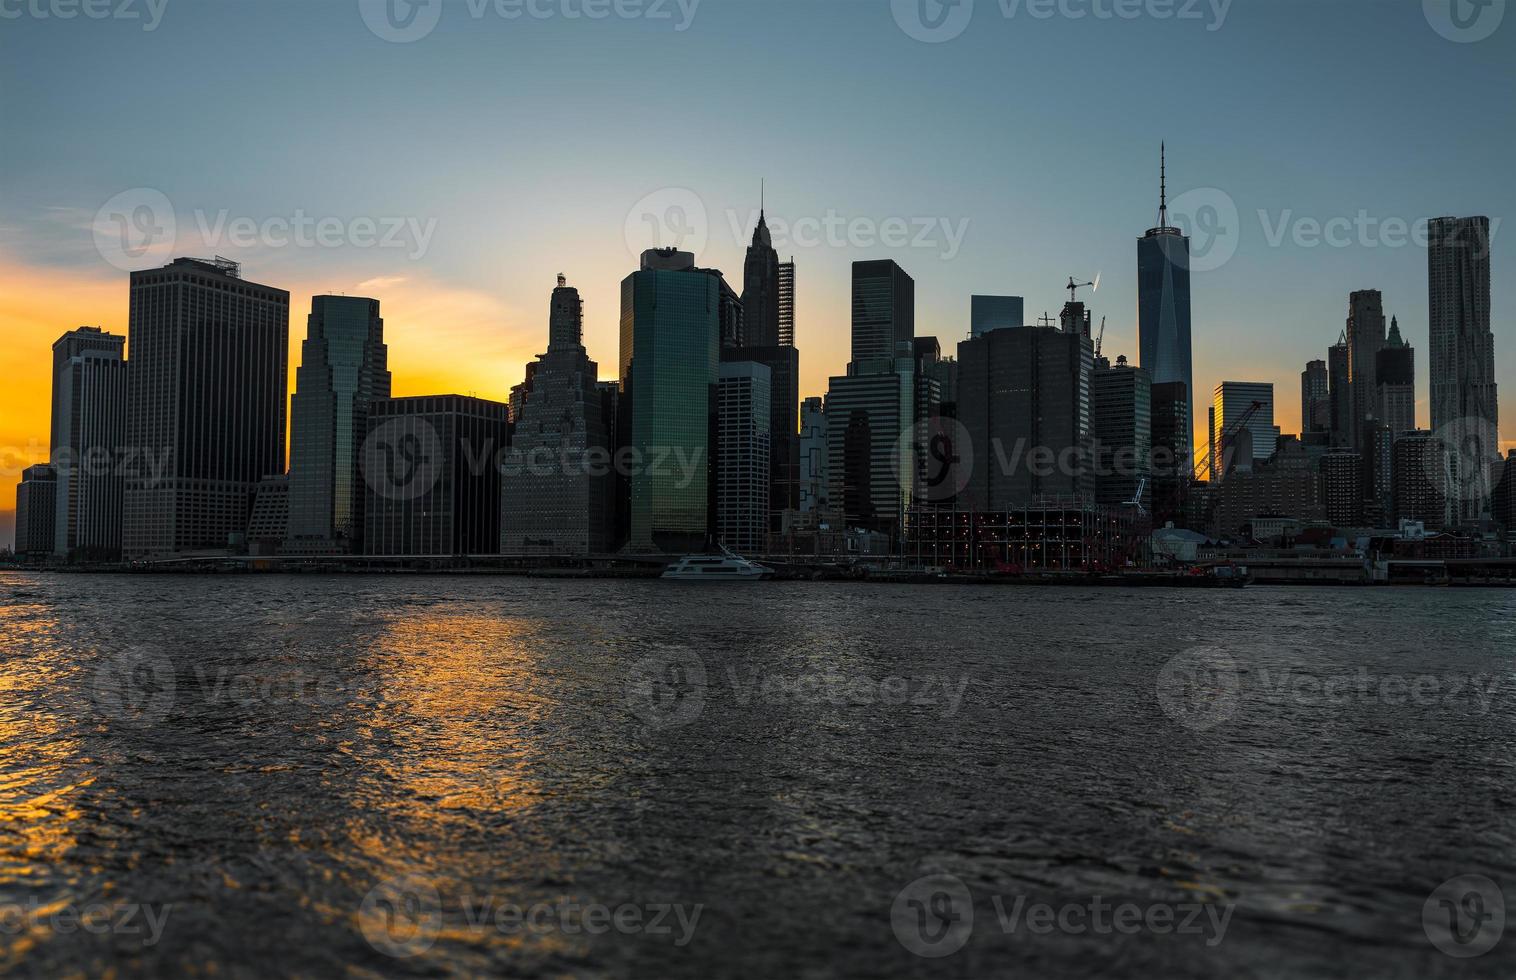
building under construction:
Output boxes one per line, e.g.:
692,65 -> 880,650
906,498 -> 1148,571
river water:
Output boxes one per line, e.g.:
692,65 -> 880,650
1,572 -> 1513,977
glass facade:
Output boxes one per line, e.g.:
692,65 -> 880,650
288,296 -> 390,551
620,258 -> 719,553
1137,230 -> 1192,468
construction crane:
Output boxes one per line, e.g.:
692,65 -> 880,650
1095,316 -> 1106,360
1194,400 -> 1264,482
1065,276 -> 1095,303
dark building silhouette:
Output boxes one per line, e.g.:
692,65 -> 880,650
1328,332 -> 1351,447
741,207 -> 780,347
15,464 -> 57,560
851,259 -> 915,363
1345,289 -> 1386,451
502,275 -> 615,555
957,323 -> 1092,510
1091,355 -> 1151,508
841,410 -> 875,530
1150,380 -> 1190,526
123,257 -> 289,557
1376,317 -> 1415,437
362,395 -> 508,556
1301,359 -> 1329,435
1393,431 -> 1448,528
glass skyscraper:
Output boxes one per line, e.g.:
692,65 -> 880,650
287,295 -> 390,552
1137,147 -> 1193,471
620,249 -> 719,553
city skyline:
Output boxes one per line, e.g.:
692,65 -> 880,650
2,1 -> 1514,548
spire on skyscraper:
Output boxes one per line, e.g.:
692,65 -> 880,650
1387,315 -> 1405,347
1159,141 -> 1167,229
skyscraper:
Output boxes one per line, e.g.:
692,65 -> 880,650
1137,144 -> 1194,470
620,248 -> 719,553
1150,381 -> 1190,526
1301,359 -> 1329,435
1376,317 -> 1416,437
123,257 -> 289,558
1091,355 -> 1152,508
14,465 -> 57,560
50,327 -> 126,560
798,396 -> 827,520
741,206 -> 781,347
777,260 -> 795,347
956,324 -> 1092,509
715,360 -> 771,554
1345,289 -> 1386,450
1428,215 -> 1498,521
1327,332 -> 1351,447
970,295 -> 1024,338
363,395 -> 509,556
851,260 -> 915,363
1393,431 -> 1448,528
501,275 -> 615,556
287,295 -> 391,553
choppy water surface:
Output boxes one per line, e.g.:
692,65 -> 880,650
1,572 -> 1514,978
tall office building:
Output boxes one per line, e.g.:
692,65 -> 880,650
123,257 -> 289,557
1301,359 -> 1329,436
715,361 -> 771,554
824,363 -> 913,532
741,207 -> 781,347
50,327 -> 127,560
970,295 -> 1024,338
1091,355 -> 1152,507
1150,381 -> 1190,526
502,276 -> 614,555
777,260 -> 795,347
1345,289 -> 1386,450
1137,145 -> 1194,469
1210,382 -> 1277,480
1428,216 -> 1498,522
1327,332 -> 1351,447
363,395 -> 509,556
851,260 -> 915,363
956,324 -> 1092,510
1376,317 -> 1416,437
1321,451 -> 1365,527
620,249 -> 719,553
1393,431 -> 1447,528
731,214 -> 801,528
287,296 -> 391,553
798,396 -> 827,520
14,465 -> 57,560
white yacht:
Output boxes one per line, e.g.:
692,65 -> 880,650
660,549 -> 774,582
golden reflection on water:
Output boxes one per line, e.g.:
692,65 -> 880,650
0,593 -> 87,972
333,607 -> 588,962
